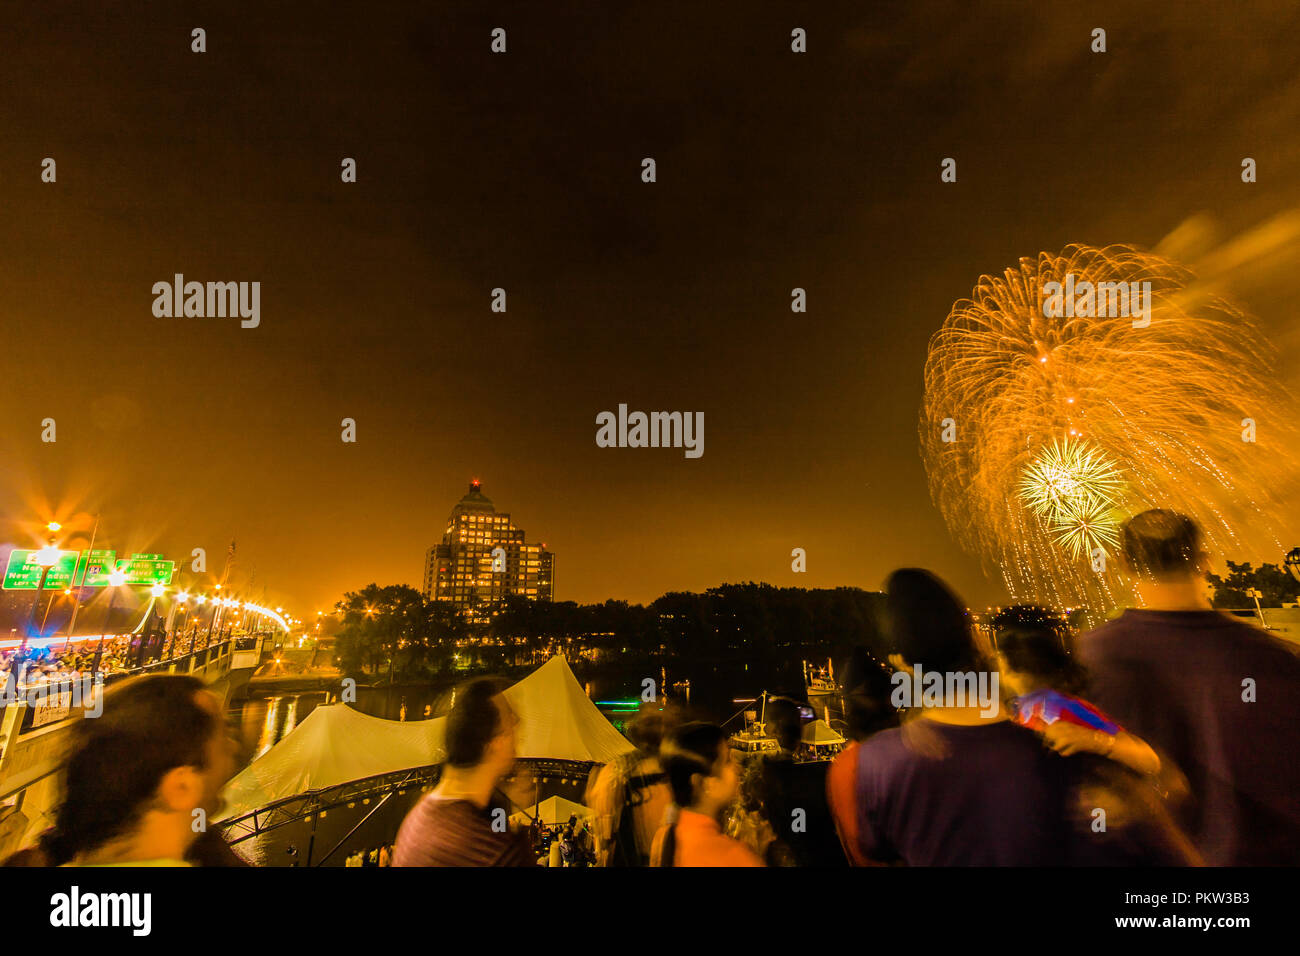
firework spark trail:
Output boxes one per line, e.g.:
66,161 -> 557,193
920,243 -> 1300,617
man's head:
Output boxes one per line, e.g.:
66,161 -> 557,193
661,722 -> 738,814
54,675 -> 237,862
883,568 -> 979,673
842,645 -> 899,740
444,677 -> 517,779
627,709 -> 670,757
1121,509 -> 1208,582
765,697 -> 802,752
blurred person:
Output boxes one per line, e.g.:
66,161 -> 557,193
826,646 -> 901,865
1079,509 -> 1300,865
997,622 -> 1201,865
47,675 -> 237,867
830,569 -> 1073,866
649,722 -> 762,867
996,624 -> 1160,777
734,696 -> 847,867
586,708 -> 673,866
575,821 -> 594,865
392,677 -> 533,866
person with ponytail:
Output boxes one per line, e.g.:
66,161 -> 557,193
649,722 -> 762,867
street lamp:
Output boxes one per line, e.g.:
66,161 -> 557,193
1247,587 -> 1267,628
93,568 -> 128,676
62,512 -> 99,652
138,583 -> 166,666
189,594 -> 208,658
166,590 -> 189,660
25,531 -> 64,642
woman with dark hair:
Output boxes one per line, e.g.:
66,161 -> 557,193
829,568 -> 1078,866
649,722 -> 761,867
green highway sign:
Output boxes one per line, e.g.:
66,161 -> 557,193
3,549 -> 176,589
120,554 -> 176,586
79,550 -> 121,587
3,550 -> 81,590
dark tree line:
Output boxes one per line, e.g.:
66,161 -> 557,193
331,581 -> 889,682
1208,561 -> 1300,609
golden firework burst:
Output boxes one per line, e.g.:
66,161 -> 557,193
919,243 -> 1299,615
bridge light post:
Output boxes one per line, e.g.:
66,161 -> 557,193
24,526 -> 63,644
93,568 -> 128,677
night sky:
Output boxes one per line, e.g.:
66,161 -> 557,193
3,1 -> 1298,616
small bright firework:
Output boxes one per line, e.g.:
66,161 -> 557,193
1049,494 -> 1123,560
920,243 -> 1300,616
1017,438 -> 1123,523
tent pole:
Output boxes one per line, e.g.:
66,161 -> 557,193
304,803 -> 318,867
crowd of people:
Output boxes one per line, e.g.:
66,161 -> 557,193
0,637 -> 136,688
344,844 -> 393,867
531,817 -> 595,867
0,631 -> 218,691
3,508 -> 1298,868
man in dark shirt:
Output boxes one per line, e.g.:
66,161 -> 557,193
393,677 -> 534,867
1079,509 -> 1300,865
835,569 -> 1073,866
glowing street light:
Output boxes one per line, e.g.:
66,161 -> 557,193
25,526 -> 65,641
93,568 -> 130,675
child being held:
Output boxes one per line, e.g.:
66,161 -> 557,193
995,622 -> 1201,865
995,623 -> 1159,776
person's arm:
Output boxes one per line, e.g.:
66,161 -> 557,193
1041,722 -> 1161,776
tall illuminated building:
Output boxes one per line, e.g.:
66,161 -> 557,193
423,480 -> 555,611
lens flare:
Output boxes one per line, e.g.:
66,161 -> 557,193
920,243 -> 1299,617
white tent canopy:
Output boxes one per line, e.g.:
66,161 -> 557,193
801,718 -> 846,746
508,795 -> 591,827
218,655 -> 634,820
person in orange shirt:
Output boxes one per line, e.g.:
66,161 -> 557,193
650,722 -> 762,867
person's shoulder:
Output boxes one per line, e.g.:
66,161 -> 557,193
854,726 -> 917,777
1079,613 -> 1133,647
1220,617 -> 1300,669
722,839 -> 764,867
857,726 -> 905,755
